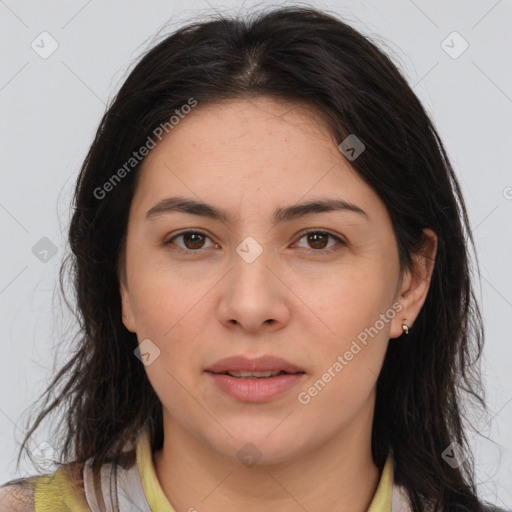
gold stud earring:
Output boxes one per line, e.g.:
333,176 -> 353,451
402,323 -> 409,335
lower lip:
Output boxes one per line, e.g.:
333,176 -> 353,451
206,371 -> 305,402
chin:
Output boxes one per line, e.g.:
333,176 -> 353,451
207,425 -> 309,467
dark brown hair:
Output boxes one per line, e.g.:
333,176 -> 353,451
5,5 -> 493,511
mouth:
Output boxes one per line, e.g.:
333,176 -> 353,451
205,354 -> 306,377
204,354 -> 306,402
206,369 -> 305,379
205,358 -> 306,402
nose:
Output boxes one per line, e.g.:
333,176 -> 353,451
217,245 -> 291,333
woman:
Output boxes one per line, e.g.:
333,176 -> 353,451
0,6 -> 507,512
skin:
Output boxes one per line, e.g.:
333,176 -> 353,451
119,96 -> 437,512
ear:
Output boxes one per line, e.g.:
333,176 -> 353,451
389,228 -> 437,339
118,254 -> 137,333
120,280 -> 137,333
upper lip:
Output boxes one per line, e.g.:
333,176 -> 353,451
205,355 -> 305,374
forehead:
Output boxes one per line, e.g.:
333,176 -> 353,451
152,97 -> 337,158
130,97 -> 385,222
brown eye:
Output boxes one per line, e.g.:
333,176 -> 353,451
294,230 -> 346,255
164,229 -> 345,256
164,231 -> 216,253
181,232 -> 206,250
306,232 -> 329,249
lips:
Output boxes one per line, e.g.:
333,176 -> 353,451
205,354 -> 305,376
205,356 -> 306,402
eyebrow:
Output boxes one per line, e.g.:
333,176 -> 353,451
145,196 -> 369,225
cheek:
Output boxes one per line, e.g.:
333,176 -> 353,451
126,267 -> 219,392
126,252 -> 208,338
298,322 -> 388,425
295,260 -> 396,405
129,276 -> 204,417
297,256 -> 398,340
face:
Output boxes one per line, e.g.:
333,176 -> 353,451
119,96 -> 433,465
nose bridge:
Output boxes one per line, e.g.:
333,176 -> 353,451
230,234 -> 275,293
235,234 -> 267,266
218,233 -> 288,330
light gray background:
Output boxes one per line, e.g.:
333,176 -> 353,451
0,0 -> 511,507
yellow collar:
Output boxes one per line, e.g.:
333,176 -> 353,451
136,428 -> 393,511
136,428 -> 175,511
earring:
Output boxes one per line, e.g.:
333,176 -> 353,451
401,323 -> 409,335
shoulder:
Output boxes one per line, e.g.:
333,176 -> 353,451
0,482 -> 35,512
0,464 -> 89,512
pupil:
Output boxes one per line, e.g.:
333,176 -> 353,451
185,233 -> 204,249
308,233 -> 327,249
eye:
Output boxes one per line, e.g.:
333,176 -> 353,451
293,230 -> 346,255
163,229 -> 346,256
164,231 -> 216,254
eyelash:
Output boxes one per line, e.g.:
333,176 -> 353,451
163,229 -> 347,256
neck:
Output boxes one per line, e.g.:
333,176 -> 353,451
154,397 -> 381,512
